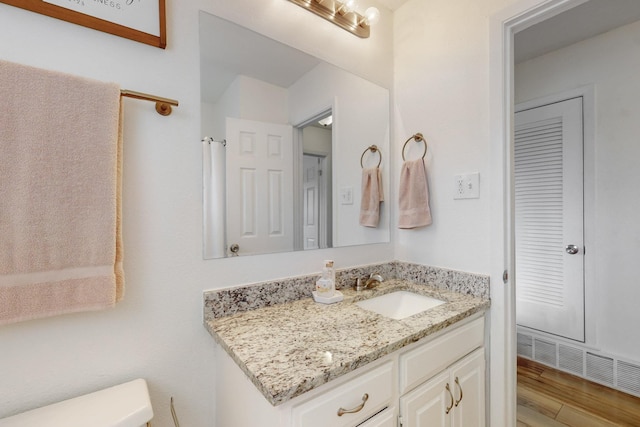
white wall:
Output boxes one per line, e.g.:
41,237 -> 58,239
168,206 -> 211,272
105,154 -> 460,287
302,126 -> 332,155
515,19 -> 640,361
393,0 -> 515,274
393,2 -> 520,424
202,75 -> 289,141
234,75 -> 290,123
0,1 -> 394,426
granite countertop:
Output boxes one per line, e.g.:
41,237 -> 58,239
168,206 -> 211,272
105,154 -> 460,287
205,278 -> 490,406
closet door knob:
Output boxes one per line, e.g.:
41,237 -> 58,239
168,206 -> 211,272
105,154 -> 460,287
565,244 -> 579,255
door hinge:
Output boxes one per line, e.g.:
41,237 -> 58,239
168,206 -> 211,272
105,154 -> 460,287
503,269 -> 508,284
398,415 -> 403,427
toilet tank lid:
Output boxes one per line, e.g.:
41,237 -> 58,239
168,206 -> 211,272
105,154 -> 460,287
0,379 -> 153,427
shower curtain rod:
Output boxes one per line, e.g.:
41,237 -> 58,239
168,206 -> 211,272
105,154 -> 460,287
202,136 -> 226,146
120,89 -> 179,116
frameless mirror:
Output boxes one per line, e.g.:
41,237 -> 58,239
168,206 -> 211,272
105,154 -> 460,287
200,11 -> 390,259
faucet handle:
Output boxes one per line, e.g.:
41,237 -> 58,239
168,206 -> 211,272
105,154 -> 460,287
369,273 -> 384,282
353,277 -> 365,291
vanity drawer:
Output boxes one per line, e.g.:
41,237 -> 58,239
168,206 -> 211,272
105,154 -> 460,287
291,361 -> 394,427
399,317 -> 484,394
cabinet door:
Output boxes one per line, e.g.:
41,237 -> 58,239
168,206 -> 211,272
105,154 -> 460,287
450,349 -> 485,427
400,371 -> 451,427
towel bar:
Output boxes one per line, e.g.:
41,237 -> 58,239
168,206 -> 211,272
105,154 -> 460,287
401,133 -> 427,161
360,145 -> 382,168
120,89 -> 179,116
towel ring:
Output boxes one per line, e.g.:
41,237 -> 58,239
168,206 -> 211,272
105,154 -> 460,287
401,133 -> 427,161
360,145 -> 382,168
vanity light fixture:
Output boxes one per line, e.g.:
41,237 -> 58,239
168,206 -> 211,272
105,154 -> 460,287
287,0 -> 380,38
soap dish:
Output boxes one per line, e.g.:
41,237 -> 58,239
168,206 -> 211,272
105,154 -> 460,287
312,290 -> 344,304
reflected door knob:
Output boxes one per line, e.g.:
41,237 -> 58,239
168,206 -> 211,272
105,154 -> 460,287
565,244 -> 579,255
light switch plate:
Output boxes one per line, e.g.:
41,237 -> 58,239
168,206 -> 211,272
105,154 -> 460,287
340,186 -> 353,204
454,172 -> 480,199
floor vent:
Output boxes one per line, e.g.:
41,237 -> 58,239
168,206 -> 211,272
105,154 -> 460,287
586,352 -> 614,386
517,333 -> 533,358
618,361 -> 640,396
533,338 -> 557,366
559,344 -> 583,376
517,328 -> 640,398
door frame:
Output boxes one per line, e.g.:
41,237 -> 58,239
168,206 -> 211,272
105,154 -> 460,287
489,0 -> 591,425
292,107 -> 333,251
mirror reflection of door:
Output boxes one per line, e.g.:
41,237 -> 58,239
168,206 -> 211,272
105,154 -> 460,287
225,117 -> 294,256
303,155 -> 321,250
296,113 -> 333,251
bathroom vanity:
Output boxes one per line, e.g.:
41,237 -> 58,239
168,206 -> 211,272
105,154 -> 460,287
204,265 -> 489,427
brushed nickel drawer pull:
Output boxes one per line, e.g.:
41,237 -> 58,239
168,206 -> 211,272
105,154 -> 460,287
337,393 -> 369,416
454,377 -> 463,407
445,383 -> 454,414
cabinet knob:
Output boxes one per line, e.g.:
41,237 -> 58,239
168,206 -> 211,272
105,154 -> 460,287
337,393 -> 369,416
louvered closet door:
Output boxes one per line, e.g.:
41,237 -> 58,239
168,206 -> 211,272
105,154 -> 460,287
514,97 -> 585,342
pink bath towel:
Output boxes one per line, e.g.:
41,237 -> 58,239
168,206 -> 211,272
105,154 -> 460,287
0,60 -> 124,325
398,159 -> 432,229
359,167 -> 384,227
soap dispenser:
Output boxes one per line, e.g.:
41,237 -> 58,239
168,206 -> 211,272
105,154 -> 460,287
312,260 -> 343,304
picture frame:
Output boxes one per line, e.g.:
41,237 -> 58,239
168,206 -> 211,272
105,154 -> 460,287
0,0 -> 166,49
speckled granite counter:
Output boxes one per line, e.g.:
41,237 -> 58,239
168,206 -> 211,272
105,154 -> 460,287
204,274 -> 490,406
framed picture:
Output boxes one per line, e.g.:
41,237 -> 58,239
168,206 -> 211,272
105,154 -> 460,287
0,0 -> 166,49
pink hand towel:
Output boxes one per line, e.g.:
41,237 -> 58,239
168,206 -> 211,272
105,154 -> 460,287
398,159 -> 432,229
0,60 -> 124,325
359,167 -> 384,227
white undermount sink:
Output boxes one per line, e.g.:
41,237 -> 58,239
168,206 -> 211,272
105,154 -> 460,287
355,291 -> 446,320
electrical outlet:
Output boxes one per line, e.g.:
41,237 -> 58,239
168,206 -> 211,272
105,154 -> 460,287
454,173 -> 480,199
455,175 -> 466,198
340,186 -> 353,205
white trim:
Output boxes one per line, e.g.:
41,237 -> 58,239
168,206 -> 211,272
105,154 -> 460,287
293,127 -> 304,251
489,1 -> 590,425
293,106 -> 334,252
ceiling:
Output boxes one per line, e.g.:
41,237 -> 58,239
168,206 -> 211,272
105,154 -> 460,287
377,0 -> 409,11
515,0 -> 640,63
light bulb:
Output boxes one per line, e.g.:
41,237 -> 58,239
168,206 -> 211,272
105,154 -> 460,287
362,6 -> 380,26
337,0 -> 356,15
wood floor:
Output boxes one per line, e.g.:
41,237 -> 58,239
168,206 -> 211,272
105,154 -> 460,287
517,357 -> 640,426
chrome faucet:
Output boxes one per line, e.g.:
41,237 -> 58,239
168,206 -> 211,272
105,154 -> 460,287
355,273 -> 384,291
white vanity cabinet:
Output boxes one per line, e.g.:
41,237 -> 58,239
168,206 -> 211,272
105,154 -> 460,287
398,319 -> 485,427
215,316 -> 485,427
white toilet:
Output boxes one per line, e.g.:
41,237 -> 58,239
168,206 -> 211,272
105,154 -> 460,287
0,379 -> 153,427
